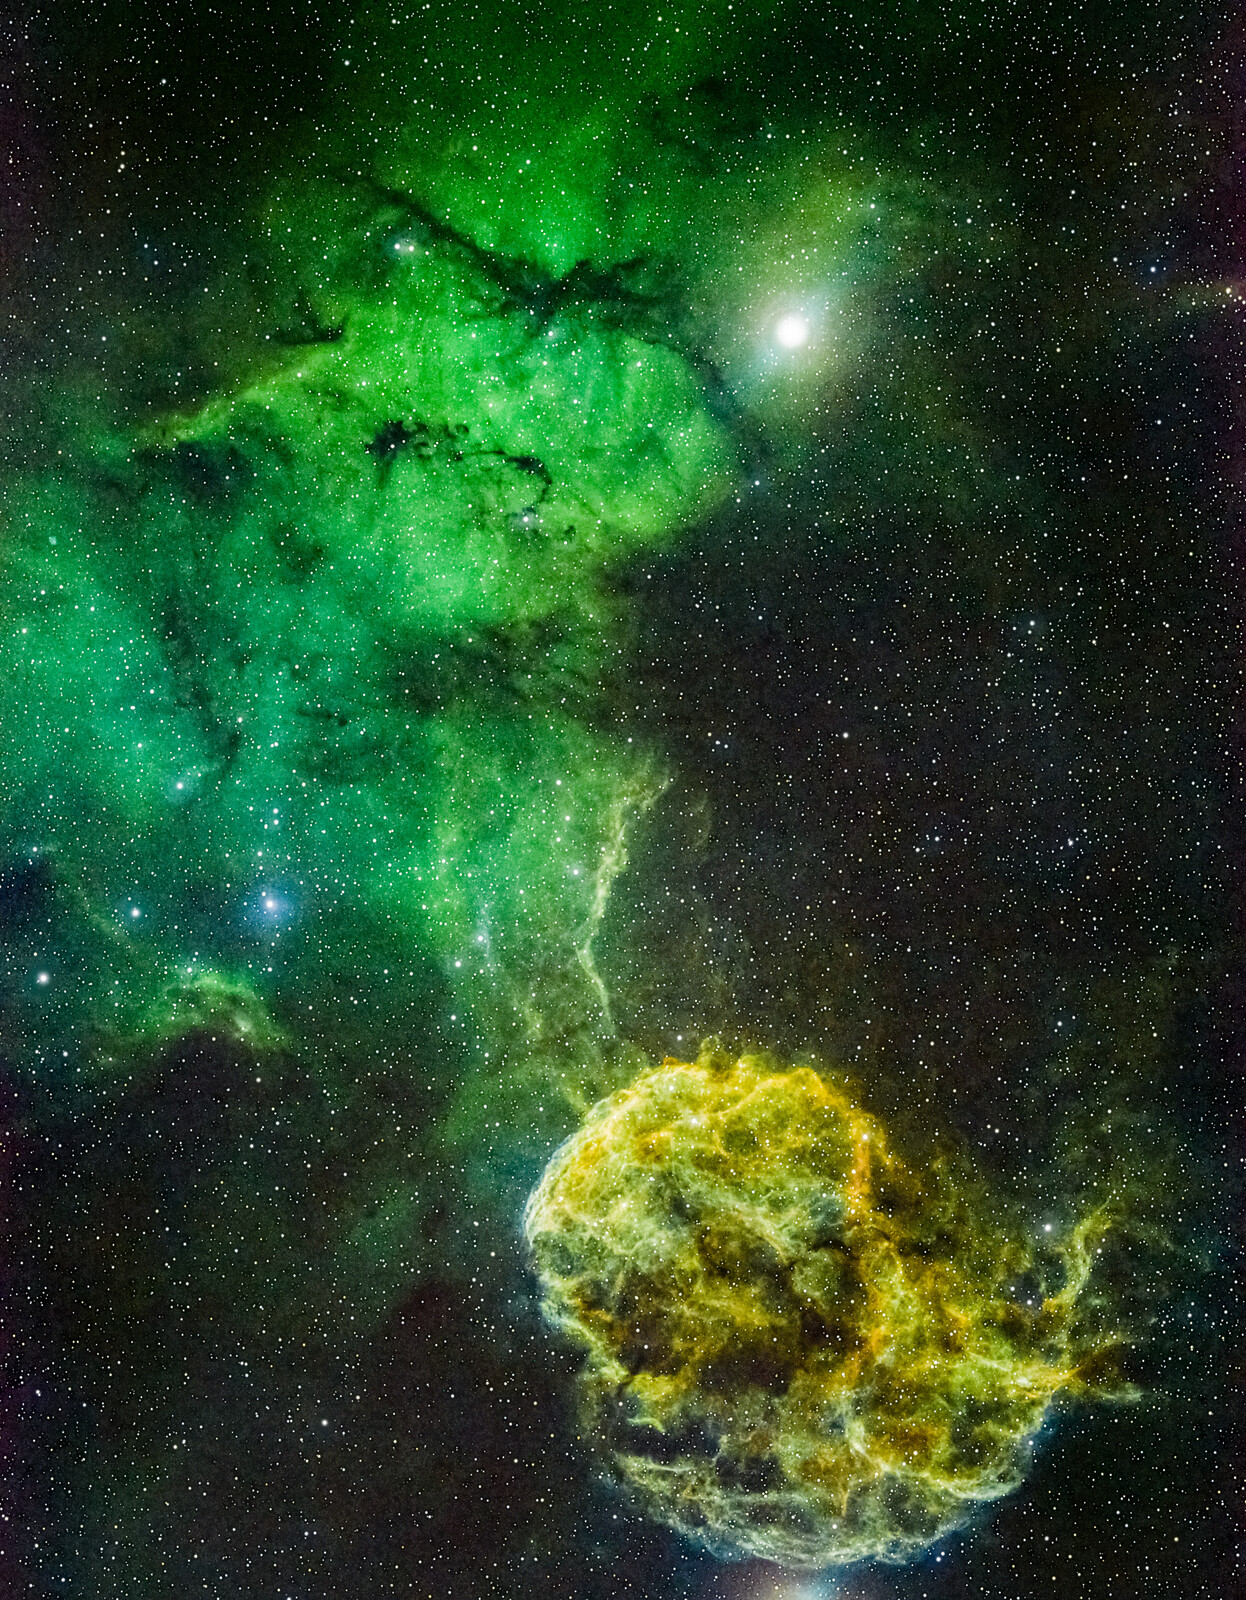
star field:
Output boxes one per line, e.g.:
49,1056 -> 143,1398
0,1 -> 1241,1597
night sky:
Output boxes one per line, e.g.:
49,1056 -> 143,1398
1,2 -> 1242,1597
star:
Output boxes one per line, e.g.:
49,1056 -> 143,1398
775,313 -> 809,348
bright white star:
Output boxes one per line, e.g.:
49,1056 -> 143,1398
775,313 -> 809,348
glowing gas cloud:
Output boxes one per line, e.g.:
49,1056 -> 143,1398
526,1048 -> 1134,1567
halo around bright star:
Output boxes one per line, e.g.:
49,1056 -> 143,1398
775,313 -> 809,348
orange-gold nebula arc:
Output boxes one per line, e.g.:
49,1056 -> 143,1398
524,1049 -> 1134,1567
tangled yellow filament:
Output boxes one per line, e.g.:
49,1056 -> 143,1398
525,1049 -> 1130,1566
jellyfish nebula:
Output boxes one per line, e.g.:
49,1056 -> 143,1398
525,1048 -> 1133,1567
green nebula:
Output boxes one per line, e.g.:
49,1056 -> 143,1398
3,1 -> 1225,1592
0,0 -> 922,1153
526,1047 -> 1135,1566
0,87 -> 740,1105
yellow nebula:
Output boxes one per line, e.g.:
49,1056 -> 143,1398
525,1048 -> 1133,1567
